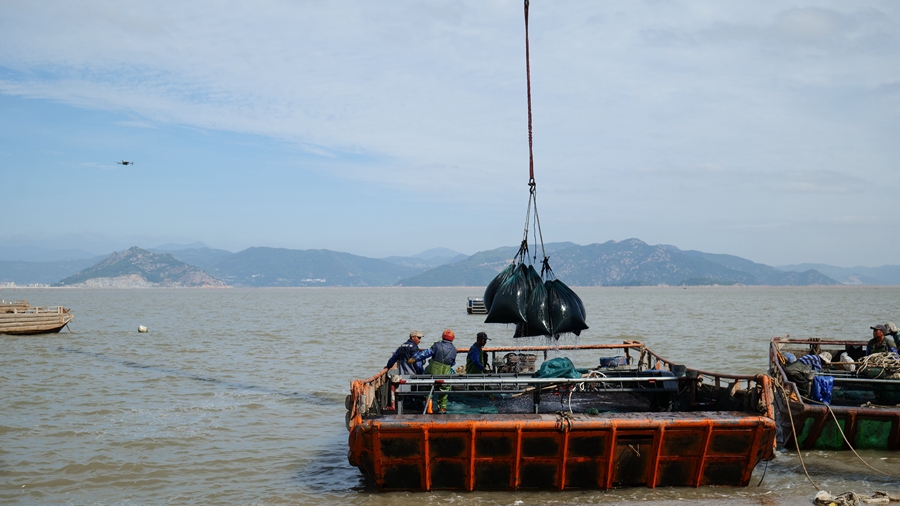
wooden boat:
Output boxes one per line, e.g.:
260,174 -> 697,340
0,300 -> 73,335
769,336 -> 900,451
347,341 -> 776,491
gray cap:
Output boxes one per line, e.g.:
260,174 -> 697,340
871,324 -> 887,332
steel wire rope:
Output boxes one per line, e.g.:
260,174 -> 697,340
522,0 -> 551,274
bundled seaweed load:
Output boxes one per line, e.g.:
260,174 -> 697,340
484,243 -> 588,338
484,0 -> 588,339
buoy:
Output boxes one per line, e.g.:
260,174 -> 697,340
138,325 -> 148,333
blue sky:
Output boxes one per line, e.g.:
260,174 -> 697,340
1,1 -> 898,266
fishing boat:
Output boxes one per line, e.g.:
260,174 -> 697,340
466,297 -> 487,314
0,300 -> 73,335
769,336 -> 900,451
346,341 -> 776,491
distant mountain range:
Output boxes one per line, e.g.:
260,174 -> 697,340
777,263 -> 900,286
395,239 -> 840,287
0,240 -> 898,288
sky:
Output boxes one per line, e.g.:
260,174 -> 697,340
1,1 -> 898,267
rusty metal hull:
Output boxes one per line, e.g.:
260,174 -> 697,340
772,395 -> 900,451
348,342 -> 777,491
349,411 -> 775,491
769,337 -> 900,451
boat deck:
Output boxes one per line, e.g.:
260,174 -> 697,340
349,342 -> 777,491
368,411 -> 766,424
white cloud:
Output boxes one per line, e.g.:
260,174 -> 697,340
0,0 -> 898,264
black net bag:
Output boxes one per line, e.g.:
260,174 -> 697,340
485,264 -> 530,324
546,278 -> 589,336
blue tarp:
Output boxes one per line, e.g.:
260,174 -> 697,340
811,375 -> 834,405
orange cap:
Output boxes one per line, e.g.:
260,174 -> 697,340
442,329 -> 455,341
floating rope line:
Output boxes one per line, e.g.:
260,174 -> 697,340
756,458 -> 769,487
801,398 -> 891,477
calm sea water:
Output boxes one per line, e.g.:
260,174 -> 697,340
2,286 -> 899,505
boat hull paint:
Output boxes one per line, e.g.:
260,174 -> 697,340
773,396 -> 900,451
348,345 -> 777,492
348,411 -> 775,491
769,337 -> 900,451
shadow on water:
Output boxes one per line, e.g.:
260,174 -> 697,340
292,433 -> 373,493
58,346 -> 336,406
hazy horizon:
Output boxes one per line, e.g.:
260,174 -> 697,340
1,240 -> 897,270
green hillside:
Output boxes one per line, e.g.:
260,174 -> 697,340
205,247 -> 422,287
55,247 -> 225,287
397,239 -> 841,287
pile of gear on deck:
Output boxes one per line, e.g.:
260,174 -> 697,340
777,325 -> 900,406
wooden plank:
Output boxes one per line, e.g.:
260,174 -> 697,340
0,321 -> 67,329
0,317 -> 67,326
0,314 -> 66,320
0,326 -> 66,334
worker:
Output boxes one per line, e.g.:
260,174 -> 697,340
797,352 -> 831,371
384,330 -> 424,375
465,331 -> 491,374
867,324 -> 898,355
413,329 -> 458,413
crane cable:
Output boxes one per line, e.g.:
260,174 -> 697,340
521,0 -> 550,276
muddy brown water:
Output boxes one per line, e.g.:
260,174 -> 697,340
1,286 -> 898,505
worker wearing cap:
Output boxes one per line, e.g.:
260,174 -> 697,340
465,332 -> 491,374
385,330 -> 425,375
866,324 -> 898,355
412,329 -> 458,413
885,322 -> 899,340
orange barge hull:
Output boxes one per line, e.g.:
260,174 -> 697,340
349,411 -> 774,490
349,343 -> 776,490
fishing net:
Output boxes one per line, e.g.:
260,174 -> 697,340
533,357 -> 582,379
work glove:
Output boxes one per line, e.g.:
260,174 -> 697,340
407,358 -> 417,364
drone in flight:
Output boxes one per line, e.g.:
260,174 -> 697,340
117,160 -> 134,166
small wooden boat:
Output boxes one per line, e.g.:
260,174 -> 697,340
0,300 -> 73,335
347,341 -> 776,491
769,336 -> 900,451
